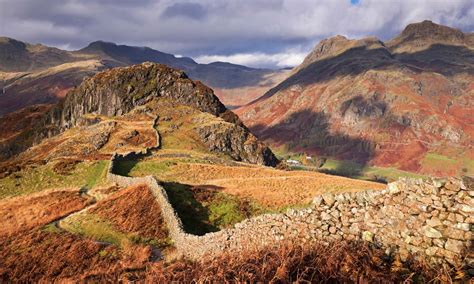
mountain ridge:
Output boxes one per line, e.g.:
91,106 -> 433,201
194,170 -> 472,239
0,37 -> 284,115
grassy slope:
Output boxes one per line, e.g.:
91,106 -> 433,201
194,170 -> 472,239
0,160 -> 109,199
61,213 -> 170,249
60,184 -> 172,249
421,152 -> 474,176
319,159 -> 426,182
111,101 -> 266,233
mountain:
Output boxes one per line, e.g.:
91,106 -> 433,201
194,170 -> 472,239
78,41 -> 285,92
236,21 -> 474,177
0,37 -> 78,72
0,39 -> 283,115
78,40 -> 197,71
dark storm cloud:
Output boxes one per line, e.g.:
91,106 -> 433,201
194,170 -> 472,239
162,2 -> 207,20
0,0 -> 473,68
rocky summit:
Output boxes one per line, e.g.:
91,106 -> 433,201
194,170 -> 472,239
236,21 -> 474,177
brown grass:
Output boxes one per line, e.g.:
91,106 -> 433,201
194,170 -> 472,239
0,188 -> 90,237
0,229 -> 148,282
158,163 -> 385,208
0,184 -> 169,282
89,184 -> 168,240
64,241 -> 459,283
143,242 -> 462,283
98,111 -> 158,154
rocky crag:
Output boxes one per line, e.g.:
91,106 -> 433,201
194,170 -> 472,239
0,62 -> 278,166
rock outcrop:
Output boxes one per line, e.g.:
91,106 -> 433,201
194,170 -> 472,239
195,121 -> 279,166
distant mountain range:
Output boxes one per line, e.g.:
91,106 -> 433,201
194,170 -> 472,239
236,20 -> 474,177
0,38 -> 284,115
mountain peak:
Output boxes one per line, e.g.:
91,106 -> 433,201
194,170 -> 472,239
81,40 -> 118,52
0,37 -> 27,49
388,20 -> 467,52
401,20 -> 464,40
293,35 -> 385,73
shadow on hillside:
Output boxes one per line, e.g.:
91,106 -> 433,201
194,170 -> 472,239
161,182 -> 222,235
251,109 -> 378,178
255,44 -> 474,103
113,160 -> 139,176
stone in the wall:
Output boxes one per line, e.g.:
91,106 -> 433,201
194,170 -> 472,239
422,226 -> 442,238
322,193 -> 336,207
444,239 -> 465,254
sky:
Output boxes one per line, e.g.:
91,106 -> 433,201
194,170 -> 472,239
0,0 -> 473,69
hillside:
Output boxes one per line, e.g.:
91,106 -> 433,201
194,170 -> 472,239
0,39 -> 283,115
0,61 -> 471,282
0,37 -> 80,72
236,21 -> 474,177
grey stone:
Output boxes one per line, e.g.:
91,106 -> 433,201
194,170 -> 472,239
387,182 -> 401,194
422,226 -> 442,238
313,195 -> 323,207
322,193 -> 336,207
426,217 -> 442,228
321,212 -> 331,221
445,239 -> 464,254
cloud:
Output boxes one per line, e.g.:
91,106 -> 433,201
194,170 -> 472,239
0,0 -> 473,68
196,51 -> 307,68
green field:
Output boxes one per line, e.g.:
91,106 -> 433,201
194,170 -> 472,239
162,182 -> 266,235
319,159 -> 426,182
421,152 -> 473,176
274,148 -> 427,183
114,160 -> 172,177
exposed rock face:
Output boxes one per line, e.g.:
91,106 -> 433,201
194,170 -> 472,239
2,62 -> 278,166
236,21 -> 474,176
35,63 -> 235,138
292,35 -> 388,76
195,121 -> 279,166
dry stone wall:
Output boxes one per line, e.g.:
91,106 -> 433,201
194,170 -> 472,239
107,152 -> 473,268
